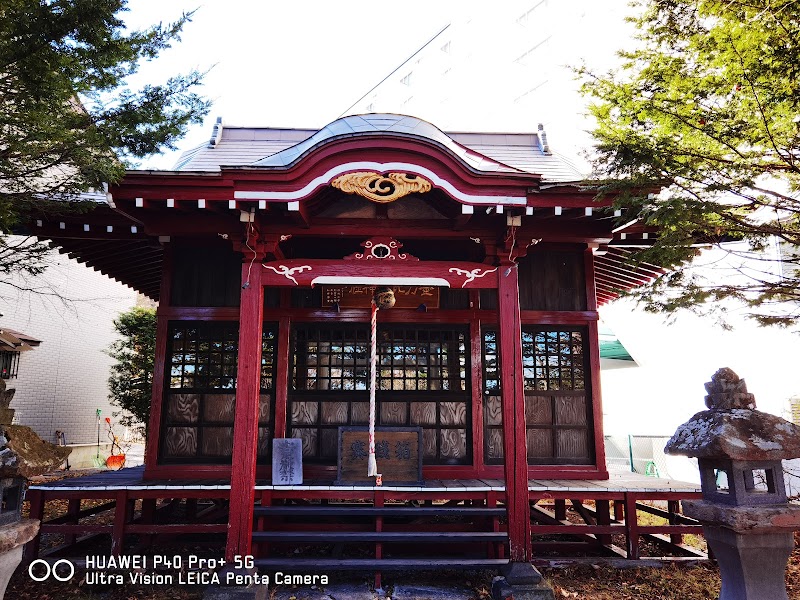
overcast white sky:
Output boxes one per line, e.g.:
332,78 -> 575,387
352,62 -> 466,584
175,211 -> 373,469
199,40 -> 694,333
125,1 -> 472,168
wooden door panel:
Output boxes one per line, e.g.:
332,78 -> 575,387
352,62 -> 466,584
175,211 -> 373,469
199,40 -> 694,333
557,429 -> 590,460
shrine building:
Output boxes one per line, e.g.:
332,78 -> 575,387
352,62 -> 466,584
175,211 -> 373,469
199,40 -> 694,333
25,114 -> 703,577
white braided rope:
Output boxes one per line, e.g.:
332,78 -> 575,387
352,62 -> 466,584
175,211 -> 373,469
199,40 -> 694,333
367,300 -> 378,478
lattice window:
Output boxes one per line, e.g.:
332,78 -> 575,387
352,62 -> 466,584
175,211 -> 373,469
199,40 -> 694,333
523,328 -> 592,465
378,328 -> 467,392
522,330 -> 585,391
291,325 -> 470,465
482,327 -> 593,466
160,321 -> 277,464
293,328 -> 369,391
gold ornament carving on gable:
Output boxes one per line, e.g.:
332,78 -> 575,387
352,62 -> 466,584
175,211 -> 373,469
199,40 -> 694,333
331,172 -> 432,203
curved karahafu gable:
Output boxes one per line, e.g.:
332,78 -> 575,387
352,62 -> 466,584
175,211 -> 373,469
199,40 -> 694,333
230,114 -> 543,208
248,114 -> 526,175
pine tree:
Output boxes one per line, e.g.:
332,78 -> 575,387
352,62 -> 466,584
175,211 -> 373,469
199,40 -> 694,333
107,307 -> 156,437
582,0 -> 800,326
0,0 -> 209,277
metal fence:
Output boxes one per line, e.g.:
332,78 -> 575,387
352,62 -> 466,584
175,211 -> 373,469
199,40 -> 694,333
604,435 -> 700,482
607,435 -> 800,497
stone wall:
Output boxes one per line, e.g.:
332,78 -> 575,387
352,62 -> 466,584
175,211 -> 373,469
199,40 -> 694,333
0,239 -> 139,445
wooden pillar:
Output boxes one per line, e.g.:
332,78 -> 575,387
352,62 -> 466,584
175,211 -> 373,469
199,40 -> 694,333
497,262 -> 532,562
585,248 -> 608,475
469,312 -> 484,471
23,490 -> 45,562
64,498 -> 81,547
141,498 -> 157,548
624,493 -> 640,559
144,245 -> 173,473
225,261 -> 264,562
111,490 -> 129,556
273,316 -> 291,439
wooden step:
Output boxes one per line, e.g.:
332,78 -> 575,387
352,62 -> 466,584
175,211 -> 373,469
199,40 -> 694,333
252,531 -> 507,543
253,558 -> 509,571
253,506 -> 506,517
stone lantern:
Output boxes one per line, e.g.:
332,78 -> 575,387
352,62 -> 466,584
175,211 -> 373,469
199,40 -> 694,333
665,368 -> 800,600
0,380 -> 26,527
0,378 -> 70,599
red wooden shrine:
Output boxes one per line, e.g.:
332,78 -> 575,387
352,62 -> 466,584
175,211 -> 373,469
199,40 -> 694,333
28,115 -> 678,569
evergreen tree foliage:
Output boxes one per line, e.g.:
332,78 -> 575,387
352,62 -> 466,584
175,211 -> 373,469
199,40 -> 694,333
581,0 -> 800,326
0,0 -> 209,278
108,307 -> 156,437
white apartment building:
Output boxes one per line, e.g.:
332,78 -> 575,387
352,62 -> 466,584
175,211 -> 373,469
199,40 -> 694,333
340,0 -> 632,166
1,238 -> 138,445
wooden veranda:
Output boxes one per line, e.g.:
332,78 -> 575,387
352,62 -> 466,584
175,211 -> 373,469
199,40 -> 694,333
26,466 -> 707,578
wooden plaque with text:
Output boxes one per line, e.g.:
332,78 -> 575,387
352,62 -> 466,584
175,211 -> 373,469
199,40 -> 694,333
335,426 -> 423,485
321,285 -> 439,309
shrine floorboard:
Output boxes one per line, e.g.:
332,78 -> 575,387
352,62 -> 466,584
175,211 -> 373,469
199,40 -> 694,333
25,466 -> 707,570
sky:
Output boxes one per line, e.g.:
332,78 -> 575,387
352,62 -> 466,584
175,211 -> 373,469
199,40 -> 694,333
123,1 -> 633,170
125,1 -> 468,168
118,2 -> 800,429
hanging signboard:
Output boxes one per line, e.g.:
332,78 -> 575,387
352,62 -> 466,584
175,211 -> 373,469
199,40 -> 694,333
335,426 -> 423,485
321,285 -> 439,309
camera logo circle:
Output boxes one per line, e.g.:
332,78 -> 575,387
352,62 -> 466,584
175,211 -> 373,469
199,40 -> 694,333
28,558 -> 75,582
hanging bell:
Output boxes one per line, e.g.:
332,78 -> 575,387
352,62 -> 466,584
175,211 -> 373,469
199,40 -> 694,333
373,286 -> 396,309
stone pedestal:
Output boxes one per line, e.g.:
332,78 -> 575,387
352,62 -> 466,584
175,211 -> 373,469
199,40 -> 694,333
492,562 -> 554,600
704,526 -> 793,600
0,519 -> 39,600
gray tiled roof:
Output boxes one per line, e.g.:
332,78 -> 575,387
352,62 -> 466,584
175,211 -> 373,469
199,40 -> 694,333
174,114 -> 584,183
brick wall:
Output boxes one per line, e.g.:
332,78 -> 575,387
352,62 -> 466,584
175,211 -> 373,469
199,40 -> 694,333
1,240 -> 139,444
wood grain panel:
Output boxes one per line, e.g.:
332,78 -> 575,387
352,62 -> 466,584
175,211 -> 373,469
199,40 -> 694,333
479,289 -> 498,310
292,428 -> 318,458
484,395 -> 503,426
555,395 -> 587,426
170,243 -> 242,307
351,402 -> 369,424
257,427 -> 271,457
202,427 -> 233,456
204,394 -> 235,422
410,402 -> 436,426
380,401 -> 406,425
440,428 -> 467,459
557,429 -> 590,461
291,401 -> 318,425
422,429 -> 437,460
321,402 -> 349,424
518,249 -> 587,311
440,402 -> 467,426
258,394 -> 271,424
526,428 -> 553,460
525,395 -> 553,425
167,394 -> 199,423
164,427 -> 198,457
485,428 -> 504,461
320,429 -> 338,459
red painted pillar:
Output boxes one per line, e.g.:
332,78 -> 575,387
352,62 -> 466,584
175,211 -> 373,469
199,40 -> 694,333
497,262 -> 532,562
225,261 -> 264,561
584,248 -> 608,477
144,245 -> 172,476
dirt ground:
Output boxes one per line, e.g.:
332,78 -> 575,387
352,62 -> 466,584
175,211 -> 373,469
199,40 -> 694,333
10,537 -> 800,599
9,489 -> 800,599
